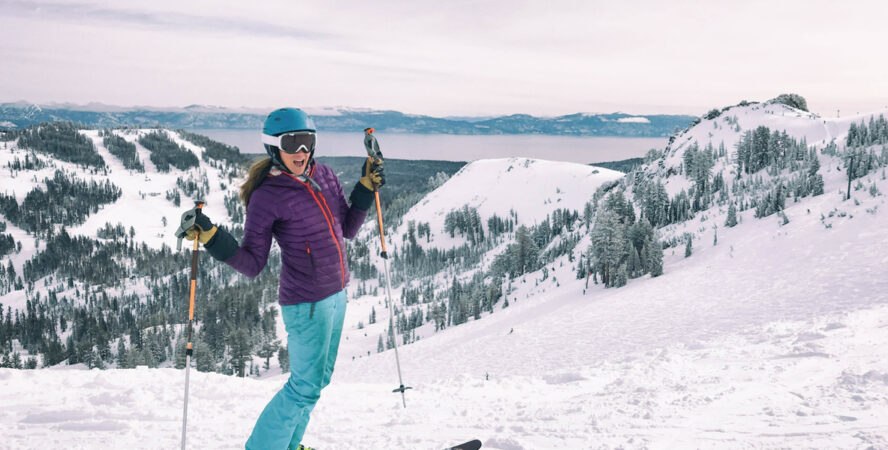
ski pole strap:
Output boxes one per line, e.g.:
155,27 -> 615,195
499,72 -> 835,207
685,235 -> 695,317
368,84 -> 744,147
364,128 -> 382,160
175,201 -> 206,251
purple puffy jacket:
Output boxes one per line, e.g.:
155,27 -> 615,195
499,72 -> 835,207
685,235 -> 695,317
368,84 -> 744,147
213,162 -> 370,305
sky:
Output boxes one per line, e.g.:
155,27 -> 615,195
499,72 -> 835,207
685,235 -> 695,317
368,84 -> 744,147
1,0 -> 887,117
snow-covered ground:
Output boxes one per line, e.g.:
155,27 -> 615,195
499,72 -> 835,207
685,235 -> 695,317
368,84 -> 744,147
2,306 -> 886,449
2,169 -> 886,448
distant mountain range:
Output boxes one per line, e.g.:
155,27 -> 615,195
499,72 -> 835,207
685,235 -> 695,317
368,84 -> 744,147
0,102 -> 696,137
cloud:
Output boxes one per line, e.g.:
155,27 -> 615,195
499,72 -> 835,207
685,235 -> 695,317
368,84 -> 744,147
0,0 -> 335,42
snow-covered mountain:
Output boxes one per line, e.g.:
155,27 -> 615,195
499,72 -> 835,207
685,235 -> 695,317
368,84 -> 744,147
0,101 -> 695,137
657,100 -> 886,196
388,158 -> 623,251
2,95 -> 888,448
0,127 -> 242,309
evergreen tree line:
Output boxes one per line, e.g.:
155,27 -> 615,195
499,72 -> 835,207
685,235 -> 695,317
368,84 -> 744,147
0,228 -> 288,375
846,115 -> 888,148
166,188 -> 182,207
346,238 -> 378,281
138,131 -> 199,172
388,237 -> 487,285
736,126 -> 809,174
486,213 -> 514,240
721,146 -> 825,221
374,206 -> 578,348
176,129 -> 246,167
176,173 -> 210,201
100,131 -> 145,172
487,209 -> 579,280
444,205 -> 485,245
96,222 -> 128,240
635,126 -> 827,228
584,189 -> 663,288
385,271 -> 502,341
682,142 -> 726,212
0,233 -> 14,257
0,170 -> 121,235
16,122 -> 105,169
0,259 -> 23,294
21,227 -> 178,286
5,153 -> 48,172
844,146 -> 888,182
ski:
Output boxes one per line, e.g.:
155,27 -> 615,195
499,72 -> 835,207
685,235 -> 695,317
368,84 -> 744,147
445,439 -> 482,450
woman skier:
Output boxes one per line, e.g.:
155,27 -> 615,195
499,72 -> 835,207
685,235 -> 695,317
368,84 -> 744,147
183,107 -> 384,449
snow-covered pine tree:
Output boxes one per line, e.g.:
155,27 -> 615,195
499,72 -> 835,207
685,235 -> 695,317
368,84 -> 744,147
725,203 -> 738,227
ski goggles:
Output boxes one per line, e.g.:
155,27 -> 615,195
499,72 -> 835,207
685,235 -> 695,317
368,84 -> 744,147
261,131 -> 316,154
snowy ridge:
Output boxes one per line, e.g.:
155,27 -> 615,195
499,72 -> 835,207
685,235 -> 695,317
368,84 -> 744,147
657,102 -> 887,196
385,157 -> 623,250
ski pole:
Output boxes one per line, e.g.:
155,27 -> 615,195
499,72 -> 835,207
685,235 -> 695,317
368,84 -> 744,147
364,128 -> 412,408
180,201 -> 204,450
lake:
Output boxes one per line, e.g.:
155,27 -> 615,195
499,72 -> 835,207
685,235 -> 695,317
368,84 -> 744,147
188,129 -> 666,164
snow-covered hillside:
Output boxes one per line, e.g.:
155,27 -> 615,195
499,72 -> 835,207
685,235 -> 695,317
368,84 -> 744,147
2,172 -> 886,447
387,157 -> 623,250
0,128 -> 236,249
657,101 -> 887,197
2,97 -> 888,449
0,127 -> 240,313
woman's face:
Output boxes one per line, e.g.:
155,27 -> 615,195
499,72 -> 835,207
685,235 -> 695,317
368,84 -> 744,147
280,149 -> 310,176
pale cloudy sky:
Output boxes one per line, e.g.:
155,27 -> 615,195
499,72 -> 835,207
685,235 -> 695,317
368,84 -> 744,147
1,0 -> 886,117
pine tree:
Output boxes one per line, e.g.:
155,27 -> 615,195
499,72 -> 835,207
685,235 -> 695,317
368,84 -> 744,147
228,329 -> 251,378
613,263 -> 628,288
385,328 -> 395,351
725,203 -> 738,227
590,211 -> 625,287
257,339 -> 280,371
685,235 -> 693,258
277,346 -> 289,373
647,240 -> 664,277
194,337 -> 216,373
175,340 -> 187,369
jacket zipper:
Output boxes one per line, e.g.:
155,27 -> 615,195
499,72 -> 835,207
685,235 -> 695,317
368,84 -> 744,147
305,241 -> 316,277
285,172 -> 346,289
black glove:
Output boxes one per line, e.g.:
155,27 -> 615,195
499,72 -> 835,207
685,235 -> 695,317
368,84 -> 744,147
358,157 -> 385,191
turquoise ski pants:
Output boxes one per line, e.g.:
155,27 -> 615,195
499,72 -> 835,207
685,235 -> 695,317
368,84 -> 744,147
245,289 -> 347,450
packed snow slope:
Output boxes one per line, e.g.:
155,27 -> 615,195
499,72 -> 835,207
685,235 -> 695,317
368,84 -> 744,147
2,196 -> 886,448
3,100 -> 888,448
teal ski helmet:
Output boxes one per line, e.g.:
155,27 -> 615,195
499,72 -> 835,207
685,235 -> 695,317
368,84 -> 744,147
262,108 -> 317,171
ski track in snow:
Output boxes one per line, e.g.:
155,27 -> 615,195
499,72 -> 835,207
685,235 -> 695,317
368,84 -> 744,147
2,304 -> 887,449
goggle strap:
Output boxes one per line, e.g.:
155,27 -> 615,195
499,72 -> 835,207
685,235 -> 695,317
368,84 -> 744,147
261,133 -> 280,147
